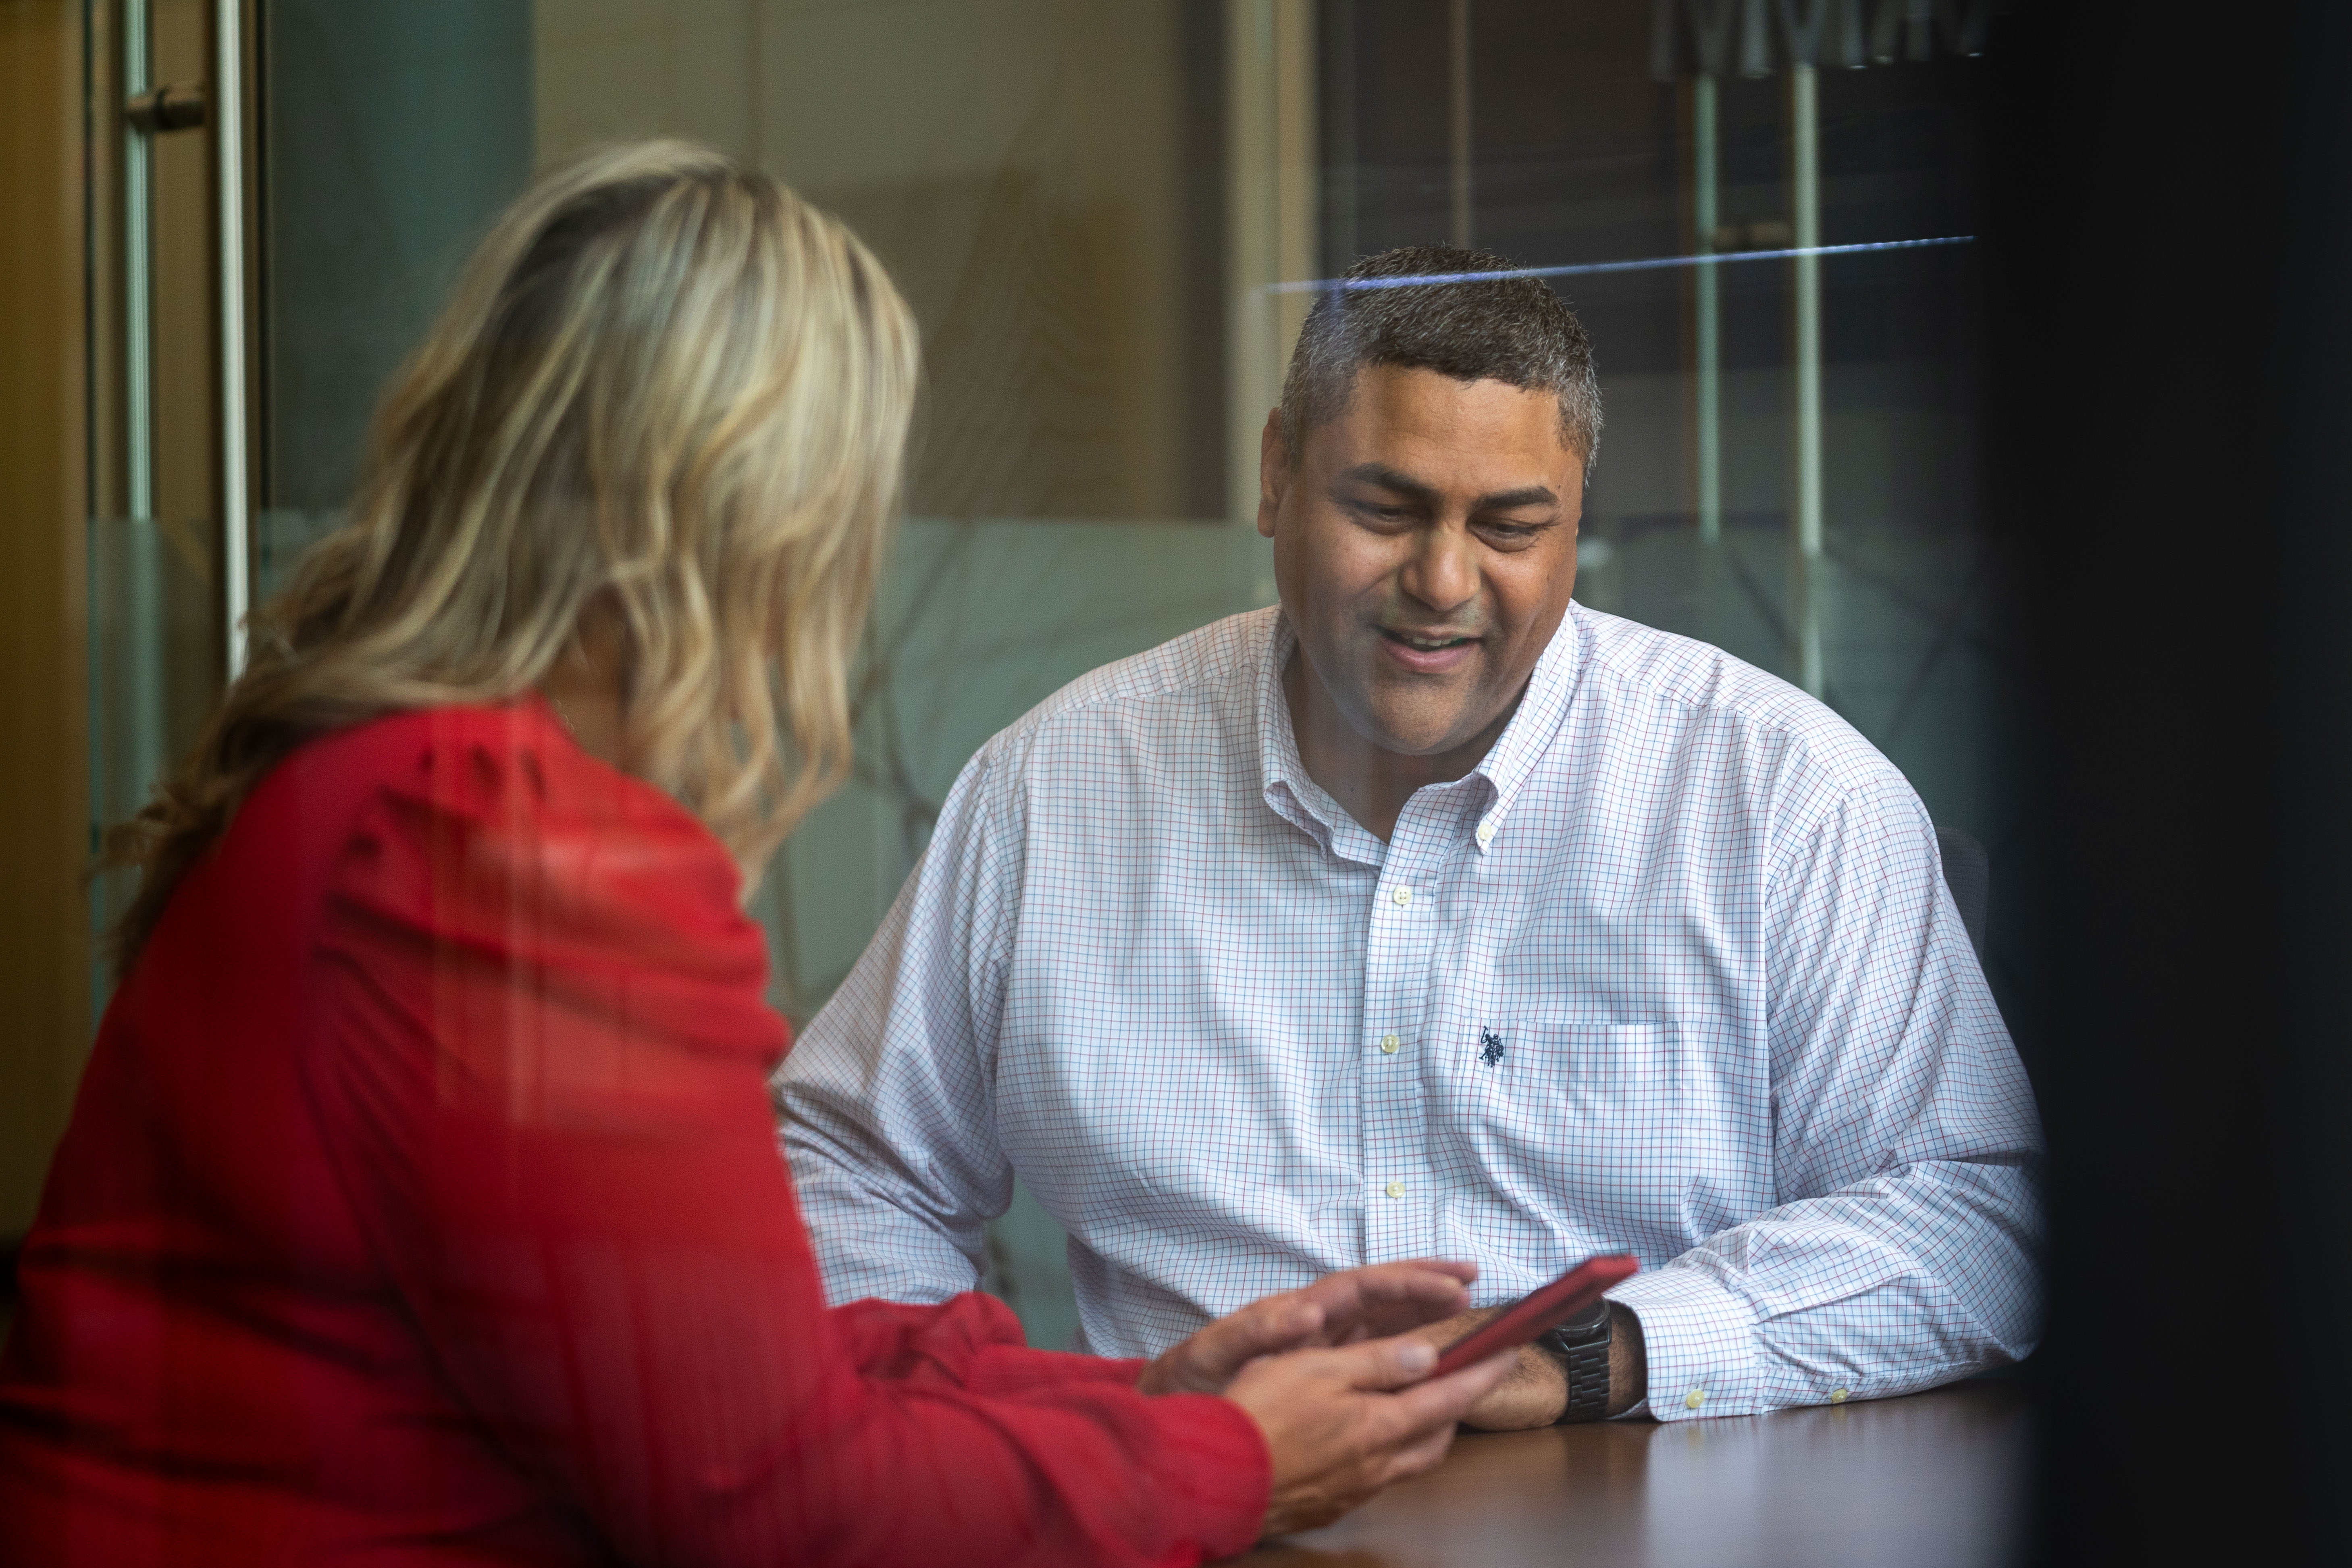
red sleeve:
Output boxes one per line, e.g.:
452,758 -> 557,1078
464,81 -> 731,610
297,719 -> 1267,1568
829,1295 -> 1154,1397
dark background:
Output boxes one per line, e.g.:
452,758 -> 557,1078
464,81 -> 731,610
1984,0 -> 2352,1557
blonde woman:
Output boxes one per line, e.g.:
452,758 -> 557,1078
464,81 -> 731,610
0,143 -> 1508,1566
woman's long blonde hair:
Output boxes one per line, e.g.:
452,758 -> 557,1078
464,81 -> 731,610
104,139 -> 919,975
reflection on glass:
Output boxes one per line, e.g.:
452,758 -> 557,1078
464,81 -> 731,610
84,0 -> 2005,1346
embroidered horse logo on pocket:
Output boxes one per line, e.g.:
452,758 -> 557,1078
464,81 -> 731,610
1479,1028 -> 1506,1067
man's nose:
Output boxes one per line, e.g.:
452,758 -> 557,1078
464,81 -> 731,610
1400,521 -> 1479,614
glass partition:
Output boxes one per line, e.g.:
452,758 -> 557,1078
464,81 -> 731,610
88,0 -> 2004,1346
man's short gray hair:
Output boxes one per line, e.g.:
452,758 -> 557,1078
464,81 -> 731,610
1278,245 -> 1603,478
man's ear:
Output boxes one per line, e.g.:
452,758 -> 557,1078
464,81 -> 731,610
1257,409 -> 1288,539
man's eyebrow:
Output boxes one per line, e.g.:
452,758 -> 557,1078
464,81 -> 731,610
1474,485 -> 1560,513
1334,463 -> 1440,505
1333,464 -> 1561,516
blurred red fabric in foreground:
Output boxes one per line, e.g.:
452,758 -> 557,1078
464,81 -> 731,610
0,704 -> 1265,1566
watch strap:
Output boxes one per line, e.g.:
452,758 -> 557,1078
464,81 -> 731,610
1537,1301 -> 1613,1425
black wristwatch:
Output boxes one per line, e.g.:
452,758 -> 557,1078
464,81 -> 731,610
1535,1300 -> 1613,1424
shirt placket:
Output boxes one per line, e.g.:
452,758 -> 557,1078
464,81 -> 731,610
1358,805 -> 1456,1263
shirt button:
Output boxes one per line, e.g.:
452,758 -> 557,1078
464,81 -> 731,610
1830,1387 -> 1849,1404
1385,1180 -> 1406,1199
1379,1033 -> 1401,1054
1684,1388 -> 1707,1410
1475,822 -> 1495,847
1391,885 -> 1413,907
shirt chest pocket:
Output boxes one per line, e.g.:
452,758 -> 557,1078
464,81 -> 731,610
1453,1017 -> 1693,1250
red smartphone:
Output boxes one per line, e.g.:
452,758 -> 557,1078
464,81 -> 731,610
1429,1254 -> 1639,1377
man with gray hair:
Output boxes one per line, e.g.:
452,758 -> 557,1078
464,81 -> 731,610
779,245 -> 2042,1427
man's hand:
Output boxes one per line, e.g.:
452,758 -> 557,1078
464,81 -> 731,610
1403,1302 -> 1648,1429
1139,1259 -> 1479,1397
1224,1335 -> 1516,1537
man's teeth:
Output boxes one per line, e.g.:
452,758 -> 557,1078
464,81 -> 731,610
1399,633 -> 1468,650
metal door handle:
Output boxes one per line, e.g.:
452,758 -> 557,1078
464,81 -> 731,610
126,81 -> 204,134
118,0 -> 250,683
216,2 -> 251,678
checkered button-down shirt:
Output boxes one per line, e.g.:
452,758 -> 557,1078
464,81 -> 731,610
778,605 -> 2043,1419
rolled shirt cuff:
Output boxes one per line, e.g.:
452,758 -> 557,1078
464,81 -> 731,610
1607,1264 -> 1761,1421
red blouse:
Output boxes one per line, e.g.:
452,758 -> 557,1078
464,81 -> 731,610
0,704 -> 1267,1565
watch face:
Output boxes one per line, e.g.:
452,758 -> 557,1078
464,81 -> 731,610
1549,1299 -> 1612,1346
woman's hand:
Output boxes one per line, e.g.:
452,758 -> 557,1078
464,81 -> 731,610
1225,1336 -> 1515,1538
1137,1259 -> 1480,1397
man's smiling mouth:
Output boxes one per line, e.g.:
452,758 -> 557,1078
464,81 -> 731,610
1383,629 -> 1479,652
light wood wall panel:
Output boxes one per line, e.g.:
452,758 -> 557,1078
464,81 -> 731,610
0,0 -> 92,1235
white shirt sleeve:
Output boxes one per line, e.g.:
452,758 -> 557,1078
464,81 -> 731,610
1610,780 -> 2044,1419
774,746 -> 1020,1307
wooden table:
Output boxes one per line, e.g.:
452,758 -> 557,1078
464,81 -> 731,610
1234,1380 -> 2032,1568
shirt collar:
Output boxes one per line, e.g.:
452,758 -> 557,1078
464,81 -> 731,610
1466,603 -> 1585,852
1254,603 -> 1587,858
1255,613 -> 1355,857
